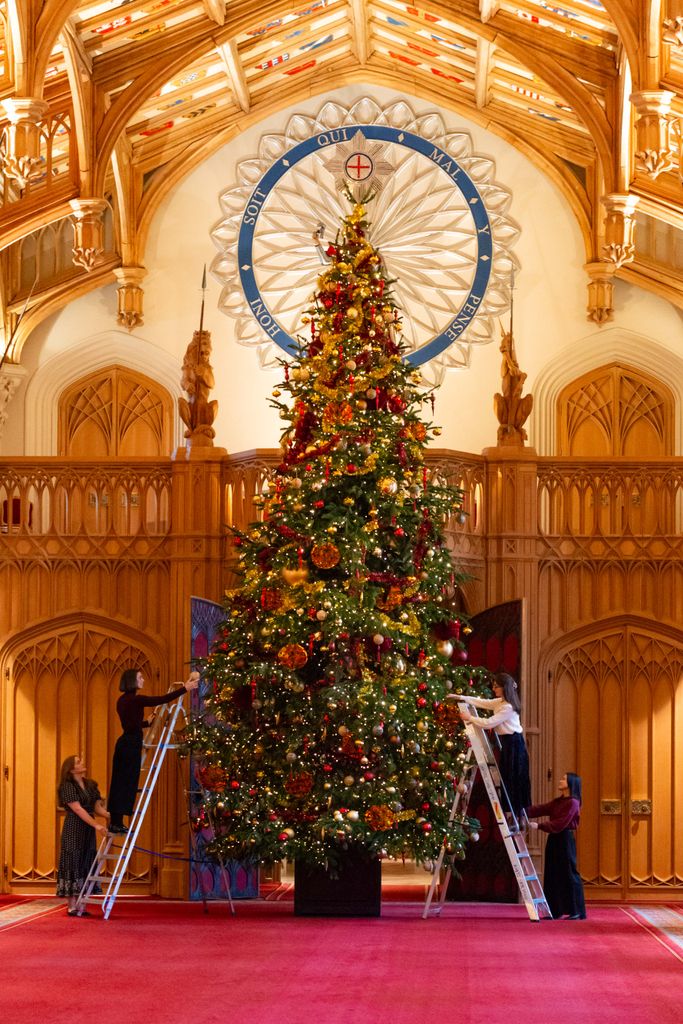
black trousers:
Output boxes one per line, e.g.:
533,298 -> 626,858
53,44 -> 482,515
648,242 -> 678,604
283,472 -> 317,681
498,732 -> 531,817
108,731 -> 143,825
544,829 -> 586,918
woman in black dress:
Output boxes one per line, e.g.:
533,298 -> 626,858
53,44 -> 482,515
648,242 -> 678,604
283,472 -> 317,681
57,755 -> 109,915
527,771 -> 586,919
108,668 -> 199,832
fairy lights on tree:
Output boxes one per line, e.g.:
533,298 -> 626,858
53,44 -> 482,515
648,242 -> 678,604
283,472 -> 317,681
187,197 -> 488,870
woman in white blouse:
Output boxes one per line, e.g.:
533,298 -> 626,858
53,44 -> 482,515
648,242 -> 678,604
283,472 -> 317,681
459,672 -> 531,820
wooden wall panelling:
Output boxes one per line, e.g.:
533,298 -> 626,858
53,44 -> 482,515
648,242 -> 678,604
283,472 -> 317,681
542,624 -> 683,900
2,413 -> 683,903
2,622 -> 160,892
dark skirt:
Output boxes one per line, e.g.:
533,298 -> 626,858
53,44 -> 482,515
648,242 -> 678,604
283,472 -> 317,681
498,732 -> 531,817
544,829 -> 586,919
108,731 -> 143,816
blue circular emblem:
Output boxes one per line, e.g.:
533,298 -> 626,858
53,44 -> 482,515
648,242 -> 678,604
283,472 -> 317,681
237,125 -> 493,367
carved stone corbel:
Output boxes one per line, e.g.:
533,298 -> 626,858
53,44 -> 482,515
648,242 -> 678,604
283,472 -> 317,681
70,198 -> 108,270
0,362 -> 27,444
0,98 -> 49,189
585,261 -> 615,325
630,91 -> 676,178
663,17 -> 683,49
600,193 -> 639,269
113,266 -> 147,331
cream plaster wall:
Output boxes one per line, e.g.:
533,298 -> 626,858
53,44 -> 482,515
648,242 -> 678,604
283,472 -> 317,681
6,84 -> 683,457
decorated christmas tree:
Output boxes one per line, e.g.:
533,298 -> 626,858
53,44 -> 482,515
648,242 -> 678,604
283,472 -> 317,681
187,199 -> 489,872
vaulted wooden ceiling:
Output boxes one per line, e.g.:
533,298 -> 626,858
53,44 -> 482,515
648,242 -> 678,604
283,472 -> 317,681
1,1 -> 683,359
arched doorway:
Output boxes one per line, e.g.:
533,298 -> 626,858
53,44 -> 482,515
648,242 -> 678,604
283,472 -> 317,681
1,617 -> 163,894
543,620 -> 683,900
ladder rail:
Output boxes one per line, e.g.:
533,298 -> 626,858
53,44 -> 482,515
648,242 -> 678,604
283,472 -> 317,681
422,751 -> 476,919
102,699 -> 183,918
75,695 -> 185,919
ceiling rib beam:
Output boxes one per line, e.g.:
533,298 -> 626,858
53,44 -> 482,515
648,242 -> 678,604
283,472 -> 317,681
479,0 -> 501,24
475,39 -> 495,109
350,0 -> 369,65
216,40 -> 250,113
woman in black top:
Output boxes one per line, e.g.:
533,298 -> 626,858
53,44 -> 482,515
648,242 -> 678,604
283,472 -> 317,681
107,668 -> 199,832
57,755 -> 109,915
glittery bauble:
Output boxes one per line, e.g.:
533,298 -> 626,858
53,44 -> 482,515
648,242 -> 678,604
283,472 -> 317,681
379,477 -> 398,495
284,771 -> 314,797
196,765 -> 228,791
364,805 -> 397,831
277,643 -> 308,669
435,701 -> 462,735
261,588 -> 282,611
311,542 -> 341,569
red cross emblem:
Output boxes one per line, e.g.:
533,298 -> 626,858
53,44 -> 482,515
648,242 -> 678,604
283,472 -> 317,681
344,153 -> 374,181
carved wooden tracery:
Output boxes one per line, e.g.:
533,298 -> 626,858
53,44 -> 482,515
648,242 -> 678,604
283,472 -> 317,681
5,621 -> 158,889
550,624 -> 683,895
58,364 -> 173,457
557,362 -> 674,457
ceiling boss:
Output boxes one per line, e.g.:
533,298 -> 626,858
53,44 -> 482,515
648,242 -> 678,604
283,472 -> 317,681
211,99 -> 520,382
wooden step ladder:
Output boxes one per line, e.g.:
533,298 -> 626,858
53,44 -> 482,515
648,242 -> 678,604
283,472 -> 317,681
423,699 -> 552,922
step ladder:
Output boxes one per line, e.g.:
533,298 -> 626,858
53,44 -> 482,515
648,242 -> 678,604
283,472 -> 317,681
423,699 -> 552,922
75,694 -> 187,919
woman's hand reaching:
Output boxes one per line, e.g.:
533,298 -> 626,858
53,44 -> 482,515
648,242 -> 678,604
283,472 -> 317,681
185,671 -> 200,691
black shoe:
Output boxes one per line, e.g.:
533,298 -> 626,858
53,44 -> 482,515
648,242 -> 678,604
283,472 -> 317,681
568,913 -> 586,920
109,824 -> 128,834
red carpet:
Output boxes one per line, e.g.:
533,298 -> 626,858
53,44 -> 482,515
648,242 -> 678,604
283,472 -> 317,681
0,895 -> 33,908
0,901 -> 681,1024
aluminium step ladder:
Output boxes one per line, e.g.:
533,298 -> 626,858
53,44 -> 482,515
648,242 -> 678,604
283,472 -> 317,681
75,694 -> 187,919
423,699 -> 552,922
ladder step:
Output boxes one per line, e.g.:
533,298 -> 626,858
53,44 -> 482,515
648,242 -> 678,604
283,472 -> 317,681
423,703 -> 553,925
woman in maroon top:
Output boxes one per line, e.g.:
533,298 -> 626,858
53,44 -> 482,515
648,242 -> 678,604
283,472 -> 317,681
527,772 -> 586,920
107,668 -> 198,832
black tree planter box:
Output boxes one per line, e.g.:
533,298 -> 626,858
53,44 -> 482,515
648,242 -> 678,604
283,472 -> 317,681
294,850 -> 382,917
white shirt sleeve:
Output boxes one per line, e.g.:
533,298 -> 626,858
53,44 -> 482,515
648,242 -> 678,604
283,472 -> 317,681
462,696 -> 499,710
468,702 -> 516,730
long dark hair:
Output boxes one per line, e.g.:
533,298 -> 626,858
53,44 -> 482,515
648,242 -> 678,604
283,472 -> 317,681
119,668 -> 140,692
57,755 -> 94,805
58,755 -> 78,797
492,672 -> 521,713
566,771 -> 582,804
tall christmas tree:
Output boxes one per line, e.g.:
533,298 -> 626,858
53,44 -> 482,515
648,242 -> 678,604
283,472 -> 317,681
187,199 -> 489,871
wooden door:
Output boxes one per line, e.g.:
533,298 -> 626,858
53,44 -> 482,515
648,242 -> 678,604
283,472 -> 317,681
549,624 -> 683,900
1,620 -> 161,894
